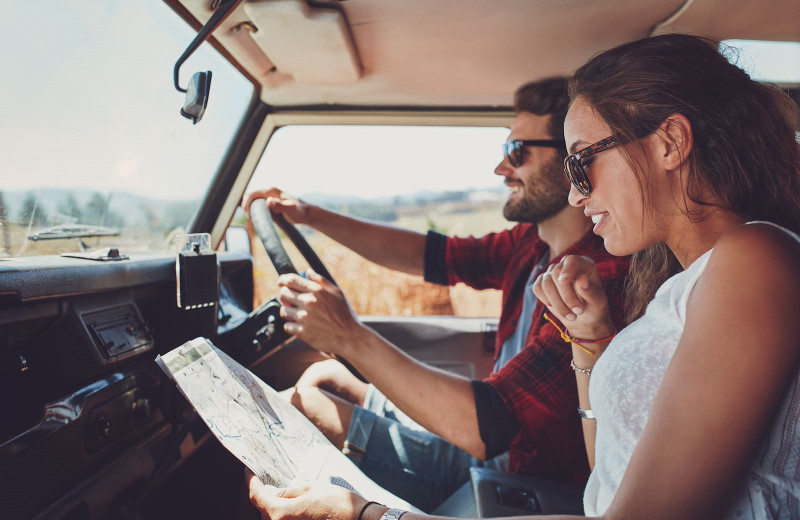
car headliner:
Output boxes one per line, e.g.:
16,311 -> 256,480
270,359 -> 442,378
169,0 -> 800,109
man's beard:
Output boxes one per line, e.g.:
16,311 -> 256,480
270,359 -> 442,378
503,157 -> 571,223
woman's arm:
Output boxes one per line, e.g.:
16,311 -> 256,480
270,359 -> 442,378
604,224 -> 800,519
533,255 -> 616,468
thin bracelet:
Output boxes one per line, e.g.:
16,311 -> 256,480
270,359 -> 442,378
570,359 -> 593,376
357,501 -> 383,520
544,313 -> 616,356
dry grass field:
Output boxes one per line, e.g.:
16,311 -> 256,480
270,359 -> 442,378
250,201 -> 513,318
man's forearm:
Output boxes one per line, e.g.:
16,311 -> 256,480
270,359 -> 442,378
342,325 -> 487,459
303,205 -> 427,276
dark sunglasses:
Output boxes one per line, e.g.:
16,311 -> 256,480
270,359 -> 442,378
503,139 -> 566,168
563,136 -> 618,195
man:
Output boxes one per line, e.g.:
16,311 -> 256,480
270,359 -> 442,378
244,78 -> 629,512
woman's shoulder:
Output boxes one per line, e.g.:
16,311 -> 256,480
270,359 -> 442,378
688,221 -> 800,355
710,221 -> 800,283
716,221 -> 800,255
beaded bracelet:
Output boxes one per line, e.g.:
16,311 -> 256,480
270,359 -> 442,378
570,359 -> 593,375
544,313 -> 616,356
357,501 -> 384,520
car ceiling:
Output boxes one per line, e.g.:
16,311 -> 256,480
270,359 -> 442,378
171,0 -> 800,108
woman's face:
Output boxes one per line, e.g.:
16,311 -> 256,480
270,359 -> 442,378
563,97 -> 664,256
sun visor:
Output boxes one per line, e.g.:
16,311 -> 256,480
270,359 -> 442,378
243,0 -> 362,85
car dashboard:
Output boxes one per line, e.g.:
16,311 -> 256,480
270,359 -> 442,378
0,252 -> 272,519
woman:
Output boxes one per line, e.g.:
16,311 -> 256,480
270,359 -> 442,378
249,34 -> 800,520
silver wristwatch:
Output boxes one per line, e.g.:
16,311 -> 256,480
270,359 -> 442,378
380,508 -> 407,520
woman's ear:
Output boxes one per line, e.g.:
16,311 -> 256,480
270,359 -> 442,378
658,114 -> 693,171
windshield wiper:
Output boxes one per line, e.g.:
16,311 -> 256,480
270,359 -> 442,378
28,224 -> 120,251
28,224 -> 120,241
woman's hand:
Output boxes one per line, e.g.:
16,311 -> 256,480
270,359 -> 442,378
278,269 -> 366,357
532,255 -> 615,342
243,187 -> 313,225
248,472 -> 367,520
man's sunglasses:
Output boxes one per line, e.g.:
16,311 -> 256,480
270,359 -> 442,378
503,139 -> 566,168
563,136 -> 618,195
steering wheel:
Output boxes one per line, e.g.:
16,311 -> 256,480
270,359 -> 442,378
247,199 -> 364,380
248,199 -> 337,286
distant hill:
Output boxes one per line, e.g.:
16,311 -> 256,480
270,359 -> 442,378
303,186 -> 504,208
0,186 -> 505,228
303,187 -> 505,221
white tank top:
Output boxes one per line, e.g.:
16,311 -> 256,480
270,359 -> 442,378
585,224 -> 800,518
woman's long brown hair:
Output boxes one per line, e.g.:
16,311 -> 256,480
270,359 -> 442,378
568,34 -> 800,321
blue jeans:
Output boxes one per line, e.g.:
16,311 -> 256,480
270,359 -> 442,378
344,386 -> 508,512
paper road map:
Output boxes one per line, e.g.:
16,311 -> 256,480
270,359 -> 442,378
156,337 -> 417,511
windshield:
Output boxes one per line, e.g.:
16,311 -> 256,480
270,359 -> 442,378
0,1 -> 253,258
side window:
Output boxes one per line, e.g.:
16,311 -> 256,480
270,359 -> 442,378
244,125 -> 512,317
722,39 -> 800,84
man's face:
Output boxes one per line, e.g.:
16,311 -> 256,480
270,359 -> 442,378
495,112 -> 571,223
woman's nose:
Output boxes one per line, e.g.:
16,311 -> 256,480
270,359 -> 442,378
568,184 -> 588,207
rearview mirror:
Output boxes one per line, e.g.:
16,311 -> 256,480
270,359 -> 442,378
172,0 -> 242,124
180,71 -> 212,124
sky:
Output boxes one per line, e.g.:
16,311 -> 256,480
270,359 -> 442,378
2,2 -> 799,202
250,125 -> 509,199
1,1 -> 252,201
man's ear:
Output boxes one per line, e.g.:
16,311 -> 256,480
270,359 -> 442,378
657,114 -> 693,171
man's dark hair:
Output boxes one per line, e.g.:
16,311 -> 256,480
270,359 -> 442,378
513,77 -> 570,148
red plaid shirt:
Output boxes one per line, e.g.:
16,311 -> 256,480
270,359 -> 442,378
425,224 -> 630,485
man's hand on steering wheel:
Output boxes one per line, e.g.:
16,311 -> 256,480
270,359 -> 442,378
277,269 -> 367,359
243,188 -> 311,226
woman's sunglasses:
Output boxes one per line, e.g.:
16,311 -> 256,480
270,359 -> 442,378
503,139 -> 566,168
563,136 -> 618,195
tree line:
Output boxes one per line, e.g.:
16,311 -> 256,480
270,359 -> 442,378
0,190 -> 195,232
